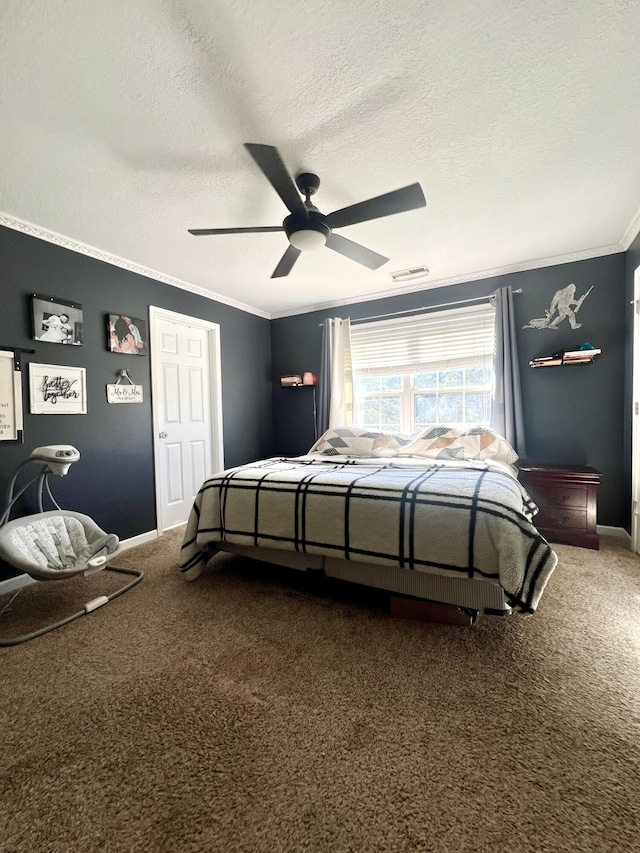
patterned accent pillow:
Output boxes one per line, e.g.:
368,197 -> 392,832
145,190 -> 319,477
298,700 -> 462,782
309,427 -> 412,457
398,426 -> 519,465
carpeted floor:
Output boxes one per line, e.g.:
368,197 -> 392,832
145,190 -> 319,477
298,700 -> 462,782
1,531 -> 640,853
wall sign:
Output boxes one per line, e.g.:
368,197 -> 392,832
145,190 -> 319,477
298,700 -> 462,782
107,370 -> 143,404
29,363 -> 87,414
0,350 -> 24,441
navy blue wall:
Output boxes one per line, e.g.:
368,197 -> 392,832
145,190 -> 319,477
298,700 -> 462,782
0,226 -> 273,578
271,253 -> 626,527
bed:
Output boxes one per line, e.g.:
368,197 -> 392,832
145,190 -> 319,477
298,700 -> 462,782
179,426 -> 558,617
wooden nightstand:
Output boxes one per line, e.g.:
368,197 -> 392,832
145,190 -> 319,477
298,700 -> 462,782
518,464 -> 601,550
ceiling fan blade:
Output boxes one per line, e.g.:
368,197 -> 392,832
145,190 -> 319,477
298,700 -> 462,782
326,183 -> 426,230
244,144 -> 307,217
271,244 -> 302,278
325,233 -> 389,270
188,226 -> 283,235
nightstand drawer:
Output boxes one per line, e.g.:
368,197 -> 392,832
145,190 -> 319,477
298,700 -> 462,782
527,483 -> 587,509
536,506 -> 587,531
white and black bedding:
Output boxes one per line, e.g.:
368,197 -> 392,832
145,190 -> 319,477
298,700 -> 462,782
179,452 -> 558,614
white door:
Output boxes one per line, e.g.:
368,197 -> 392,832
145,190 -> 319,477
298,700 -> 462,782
150,307 -> 224,532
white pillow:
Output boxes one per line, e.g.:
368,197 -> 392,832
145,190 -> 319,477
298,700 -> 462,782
309,427 -> 412,457
398,425 -> 519,465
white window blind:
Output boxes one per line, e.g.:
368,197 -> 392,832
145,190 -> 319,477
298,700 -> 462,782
350,302 -> 495,375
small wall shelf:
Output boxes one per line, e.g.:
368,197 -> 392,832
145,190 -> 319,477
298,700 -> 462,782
529,348 -> 601,368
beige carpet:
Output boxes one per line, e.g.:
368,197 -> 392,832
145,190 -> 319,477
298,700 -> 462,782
1,531 -> 639,853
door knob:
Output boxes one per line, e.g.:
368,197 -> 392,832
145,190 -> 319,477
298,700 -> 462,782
159,431 -> 168,439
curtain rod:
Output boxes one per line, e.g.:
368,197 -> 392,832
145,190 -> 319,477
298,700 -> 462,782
318,289 -> 522,326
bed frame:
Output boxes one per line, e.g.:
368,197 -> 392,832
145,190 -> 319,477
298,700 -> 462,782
193,541 -> 513,619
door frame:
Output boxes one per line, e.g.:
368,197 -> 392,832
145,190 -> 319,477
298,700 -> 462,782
632,267 -> 640,552
149,306 -> 224,535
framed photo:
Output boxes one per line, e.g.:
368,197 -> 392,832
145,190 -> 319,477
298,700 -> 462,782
107,313 -> 147,355
0,350 -> 24,442
32,294 -> 83,346
29,363 -> 87,415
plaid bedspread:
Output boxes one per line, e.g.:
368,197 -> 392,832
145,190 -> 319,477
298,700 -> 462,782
179,456 -> 558,613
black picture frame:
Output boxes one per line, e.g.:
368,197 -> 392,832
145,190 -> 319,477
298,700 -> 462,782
106,313 -> 148,356
31,294 -> 83,346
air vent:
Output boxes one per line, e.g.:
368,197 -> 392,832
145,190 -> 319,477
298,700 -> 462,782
389,265 -> 430,282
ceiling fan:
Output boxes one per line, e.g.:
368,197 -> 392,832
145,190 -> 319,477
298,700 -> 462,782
188,144 -> 426,278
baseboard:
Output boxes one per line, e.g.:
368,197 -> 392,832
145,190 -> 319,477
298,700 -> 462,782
597,525 -> 632,547
0,529 -> 159,597
118,530 -> 158,550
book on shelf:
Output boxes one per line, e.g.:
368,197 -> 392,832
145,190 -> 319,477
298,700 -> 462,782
530,358 -> 563,367
530,350 -> 564,367
563,348 -> 601,361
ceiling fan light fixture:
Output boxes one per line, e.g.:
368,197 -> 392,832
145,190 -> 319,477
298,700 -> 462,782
288,228 -> 328,251
284,215 -> 331,252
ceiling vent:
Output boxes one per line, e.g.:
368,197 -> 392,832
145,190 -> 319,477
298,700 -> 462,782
389,265 -> 430,282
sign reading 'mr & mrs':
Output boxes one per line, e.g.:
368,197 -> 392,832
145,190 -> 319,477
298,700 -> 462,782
106,383 -> 143,404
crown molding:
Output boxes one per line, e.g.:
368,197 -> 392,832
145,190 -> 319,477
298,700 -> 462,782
619,203 -> 640,251
269,241 -> 623,319
0,213 -> 271,320
1,211 -> 633,322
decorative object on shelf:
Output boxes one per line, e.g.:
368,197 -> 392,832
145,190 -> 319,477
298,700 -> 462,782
107,313 -> 147,355
518,464 -> 600,549
31,294 -> 83,346
529,345 -> 601,368
522,284 -> 594,330
29,363 -> 87,414
106,369 -> 143,404
0,348 -> 30,442
281,374 -> 303,386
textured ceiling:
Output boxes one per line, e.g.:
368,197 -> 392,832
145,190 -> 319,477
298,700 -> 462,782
2,0 -> 640,318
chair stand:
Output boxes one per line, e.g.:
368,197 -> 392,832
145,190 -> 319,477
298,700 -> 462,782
0,565 -> 144,648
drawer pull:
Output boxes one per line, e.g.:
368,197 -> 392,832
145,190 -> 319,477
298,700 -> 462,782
535,486 -> 587,508
551,515 -> 571,526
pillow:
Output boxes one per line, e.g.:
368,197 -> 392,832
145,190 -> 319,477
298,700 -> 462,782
309,427 -> 412,457
398,425 -> 519,465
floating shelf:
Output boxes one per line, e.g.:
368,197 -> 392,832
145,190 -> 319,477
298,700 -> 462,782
529,348 -> 601,368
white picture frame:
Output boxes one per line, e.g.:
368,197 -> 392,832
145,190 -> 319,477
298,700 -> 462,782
0,350 -> 24,441
29,363 -> 87,415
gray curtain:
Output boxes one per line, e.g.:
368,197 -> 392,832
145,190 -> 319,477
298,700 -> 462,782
491,287 -> 527,457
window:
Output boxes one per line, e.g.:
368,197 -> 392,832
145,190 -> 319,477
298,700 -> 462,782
351,303 -> 495,433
